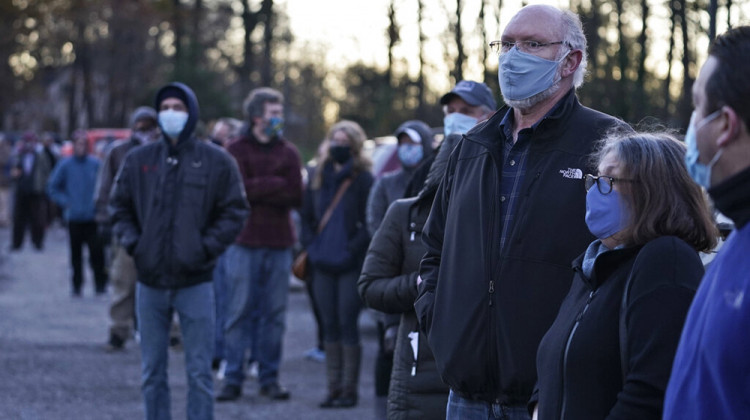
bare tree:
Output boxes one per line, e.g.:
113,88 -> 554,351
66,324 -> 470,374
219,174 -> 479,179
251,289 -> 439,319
416,0 -> 427,118
453,0 -> 465,82
661,1 -> 677,119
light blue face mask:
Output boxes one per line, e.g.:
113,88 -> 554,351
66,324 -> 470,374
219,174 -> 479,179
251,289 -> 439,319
398,144 -> 424,168
585,186 -> 628,240
443,112 -> 478,137
498,47 -> 566,101
684,110 -> 722,188
158,110 -> 188,139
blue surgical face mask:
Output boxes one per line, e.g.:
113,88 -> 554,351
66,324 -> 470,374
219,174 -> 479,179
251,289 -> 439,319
264,116 -> 284,138
158,110 -> 188,139
398,144 -> 424,168
443,113 -> 478,137
585,186 -> 628,240
498,47 -> 566,101
684,110 -> 722,188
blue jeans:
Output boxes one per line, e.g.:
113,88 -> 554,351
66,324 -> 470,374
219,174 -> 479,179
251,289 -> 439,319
447,390 -> 531,420
212,253 -> 228,361
311,267 -> 362,345
137,282 -> 215,420
223,245 -> 292,387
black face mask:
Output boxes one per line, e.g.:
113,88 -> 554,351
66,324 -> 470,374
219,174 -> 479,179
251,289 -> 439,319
329,145 -> 352,164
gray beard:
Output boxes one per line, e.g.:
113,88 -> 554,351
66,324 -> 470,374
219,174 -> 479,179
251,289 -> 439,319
503,79 -> 562,112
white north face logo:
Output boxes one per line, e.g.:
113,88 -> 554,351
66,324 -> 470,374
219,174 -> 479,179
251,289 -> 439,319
560,168 -> 583,179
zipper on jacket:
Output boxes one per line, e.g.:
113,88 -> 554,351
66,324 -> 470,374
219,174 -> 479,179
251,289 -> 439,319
560,289 -> 597,420
488,280 -> 495,307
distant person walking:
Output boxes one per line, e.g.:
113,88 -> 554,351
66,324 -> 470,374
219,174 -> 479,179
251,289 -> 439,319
110,82 -> 248,420
10,131 -> 52,251
47,129 -> 107,296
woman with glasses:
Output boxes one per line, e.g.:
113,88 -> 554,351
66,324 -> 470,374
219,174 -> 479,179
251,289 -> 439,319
530,131 -> 718,420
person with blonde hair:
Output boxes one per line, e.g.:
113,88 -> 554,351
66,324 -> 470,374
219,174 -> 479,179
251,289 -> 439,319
532,131 -> 717,419
300,120 -> 374,408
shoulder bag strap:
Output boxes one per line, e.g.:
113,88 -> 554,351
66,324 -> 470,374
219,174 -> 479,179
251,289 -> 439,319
316,178 -> 353,234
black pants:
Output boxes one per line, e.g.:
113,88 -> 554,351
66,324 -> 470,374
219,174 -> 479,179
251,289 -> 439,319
68,221 -> 107,293
12,192 -> 46,249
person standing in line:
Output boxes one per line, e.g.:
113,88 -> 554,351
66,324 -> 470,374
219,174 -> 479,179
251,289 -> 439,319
47,129 -> 108,296
96,106 -> 159,350
365,119 -> 434,411
415,5 -> 628,419
110,82 -> 248,420
664,26 -> 750,420
216,87 -> 303,402
206,116 -> 243,372
300,120 -> 374,408
441,80 -> 498,138
359,134 -> 463,420
531,132 -> 717,419
10,131 -> 52,251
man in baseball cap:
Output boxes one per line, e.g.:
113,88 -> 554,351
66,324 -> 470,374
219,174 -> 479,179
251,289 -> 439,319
440,80 -> 497,137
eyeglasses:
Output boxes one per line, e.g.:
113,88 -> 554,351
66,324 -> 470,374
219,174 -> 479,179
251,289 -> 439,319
584,174 -> 636,195
489,40 -> 568,54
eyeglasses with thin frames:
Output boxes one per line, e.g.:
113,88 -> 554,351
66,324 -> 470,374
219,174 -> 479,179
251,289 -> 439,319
489,40 -> 568,54
584,174 -> 636,195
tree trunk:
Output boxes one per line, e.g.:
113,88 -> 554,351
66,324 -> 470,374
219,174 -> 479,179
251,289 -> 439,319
172,0 -> 183,68
260,0 -> 273,86
678,0 -> 693,124
615,0 -> 629,119
416,0 -> 426,119
453,0 -> 464,83
241,0 -> 255,94
708,0 -> 718,41
636,0 -> 650,117
662,0 -> 676,119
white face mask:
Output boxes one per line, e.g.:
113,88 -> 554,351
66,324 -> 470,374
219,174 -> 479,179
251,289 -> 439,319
444,112 -> 478,137
158,110 -> 188,139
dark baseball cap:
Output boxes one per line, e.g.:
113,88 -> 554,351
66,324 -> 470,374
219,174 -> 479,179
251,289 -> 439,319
440,80 -> 497,110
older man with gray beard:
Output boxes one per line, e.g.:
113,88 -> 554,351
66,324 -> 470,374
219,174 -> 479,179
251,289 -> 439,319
414,5 -> 629,419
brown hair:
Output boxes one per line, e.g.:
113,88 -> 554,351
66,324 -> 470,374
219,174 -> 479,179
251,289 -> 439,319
311,120 -> 371,190
593,131 -> 718,252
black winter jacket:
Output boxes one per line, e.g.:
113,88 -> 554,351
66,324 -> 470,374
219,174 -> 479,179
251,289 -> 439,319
359,196 -> 449,420
109,83 -> 249,289
415,89 -> 627,403
532,236 -> 702,420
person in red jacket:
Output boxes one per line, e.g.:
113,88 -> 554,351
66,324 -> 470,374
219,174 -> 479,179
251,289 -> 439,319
216,87 -> 303,402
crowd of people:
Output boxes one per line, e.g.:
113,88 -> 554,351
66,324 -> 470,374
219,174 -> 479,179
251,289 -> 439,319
2,4 -> 749,420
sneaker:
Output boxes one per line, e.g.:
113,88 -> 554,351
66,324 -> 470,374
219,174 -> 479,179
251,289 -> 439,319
259,383 -> 290,400
216,360 -> 227,381
216,384 -> 242,402
247,361 -> 259,379
303,347 -> 326,363
105,334 -> 125,352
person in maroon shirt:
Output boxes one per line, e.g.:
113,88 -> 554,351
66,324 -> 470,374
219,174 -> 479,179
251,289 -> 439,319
216,87 -> 303,402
